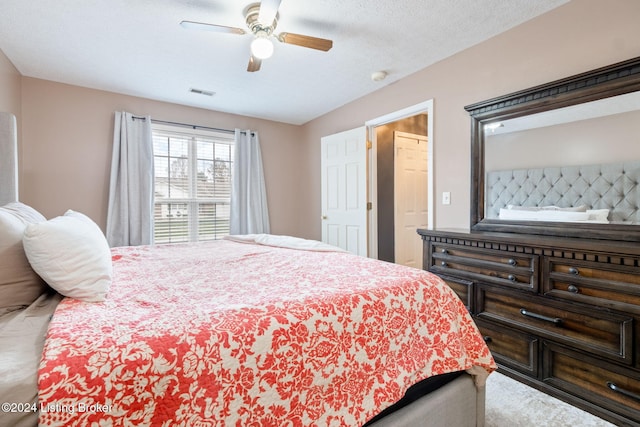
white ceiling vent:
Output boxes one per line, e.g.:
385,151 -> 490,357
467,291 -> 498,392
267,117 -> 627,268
190,88 -> 215,97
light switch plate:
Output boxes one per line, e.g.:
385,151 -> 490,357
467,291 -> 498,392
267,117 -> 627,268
442,191 -> 451,205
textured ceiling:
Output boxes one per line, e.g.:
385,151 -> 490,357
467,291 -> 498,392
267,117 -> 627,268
0,0 -> 568,125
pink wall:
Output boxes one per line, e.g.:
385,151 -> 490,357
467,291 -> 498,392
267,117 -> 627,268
19,78 -> 305,235
299,0 -> 640,240
486,110 -> 640,171
0,49 -> 20,115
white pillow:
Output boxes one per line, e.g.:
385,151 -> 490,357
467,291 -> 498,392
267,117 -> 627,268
507,205 -> 587,212
586,209 -> 610,222
23,210 -> 112,302
0,202 -> 49,315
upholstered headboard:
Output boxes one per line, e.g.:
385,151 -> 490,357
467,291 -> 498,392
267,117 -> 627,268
0,112 -> 18,205
486,161 -> 640,223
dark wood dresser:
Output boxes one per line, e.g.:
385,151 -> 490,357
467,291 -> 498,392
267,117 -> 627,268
418,229 -> 640,426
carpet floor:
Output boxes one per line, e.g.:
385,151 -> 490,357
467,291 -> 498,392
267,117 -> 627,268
485,372 -> 616,427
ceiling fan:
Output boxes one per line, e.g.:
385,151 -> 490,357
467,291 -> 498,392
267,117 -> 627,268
180,0 -> 333,72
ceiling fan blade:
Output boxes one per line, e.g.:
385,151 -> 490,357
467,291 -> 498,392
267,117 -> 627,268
258,0 -> 282,26
180,20 -> 245,35
278,32 -> 333,51
247,55 -> 262,72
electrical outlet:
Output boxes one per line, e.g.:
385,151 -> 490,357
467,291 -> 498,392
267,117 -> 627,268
442,191 -> 451,205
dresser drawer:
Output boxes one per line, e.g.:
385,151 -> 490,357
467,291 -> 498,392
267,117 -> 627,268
475,318 -> 538,377
430,243 -> 538,292
543,342 -> 640,423
476,285 -> 633,365
438,274 -> 473,312
544,258 -> 640,314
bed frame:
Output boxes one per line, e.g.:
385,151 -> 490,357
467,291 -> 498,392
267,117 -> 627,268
0,111 -> 486,427
368,372 -> 485,426
485,160 -> 640,223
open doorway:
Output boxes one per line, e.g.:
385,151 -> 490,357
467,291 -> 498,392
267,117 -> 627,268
366,100 -> 433,264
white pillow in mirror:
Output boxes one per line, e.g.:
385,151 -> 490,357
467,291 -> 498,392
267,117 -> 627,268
23,209 -> 111,302
586,209 -> 610,223
507,205 -> 587,212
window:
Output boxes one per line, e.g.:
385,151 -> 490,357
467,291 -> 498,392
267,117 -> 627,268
152,124 -> 234,244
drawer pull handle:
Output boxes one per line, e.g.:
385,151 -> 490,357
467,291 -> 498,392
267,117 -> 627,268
507,274 -> 516,282
507,258 -> 517,266
607,382 -> 640,402
568,267 -> 579,275
567,285 -> 579,294
483,336 -> 492,343
441,248 -> 448,254
441,261 -> 447,267
520,308 -> 562,325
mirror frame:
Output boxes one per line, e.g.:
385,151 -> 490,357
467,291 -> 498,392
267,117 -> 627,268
466,56 -> 640,242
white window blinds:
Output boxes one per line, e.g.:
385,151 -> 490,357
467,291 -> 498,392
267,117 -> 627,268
152,124 -> 234,244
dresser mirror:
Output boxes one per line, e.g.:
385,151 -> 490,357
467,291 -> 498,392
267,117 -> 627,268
466,56 -> 640,241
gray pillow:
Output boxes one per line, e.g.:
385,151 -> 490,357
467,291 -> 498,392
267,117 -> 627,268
0,202 -> 49,315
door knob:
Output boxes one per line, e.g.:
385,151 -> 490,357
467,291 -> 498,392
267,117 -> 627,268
322,215 -> 328,220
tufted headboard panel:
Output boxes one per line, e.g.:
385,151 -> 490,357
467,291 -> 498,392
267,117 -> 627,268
0,112 -> 18,205
486,161 -> 640,223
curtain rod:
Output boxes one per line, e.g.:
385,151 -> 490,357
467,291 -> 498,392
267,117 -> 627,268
131,116 -> 252,135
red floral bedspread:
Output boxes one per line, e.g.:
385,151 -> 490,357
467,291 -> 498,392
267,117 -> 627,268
38,239 -> 495,426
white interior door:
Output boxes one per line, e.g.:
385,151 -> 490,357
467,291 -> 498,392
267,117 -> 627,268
321,127 -> 367,256
394,131 -> 428,267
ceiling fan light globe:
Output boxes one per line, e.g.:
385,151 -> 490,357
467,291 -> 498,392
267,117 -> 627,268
251,37 -> 274,59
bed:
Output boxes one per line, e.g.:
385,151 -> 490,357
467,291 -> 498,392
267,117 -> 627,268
485,161 -> 640,223
1,112 -> 495,426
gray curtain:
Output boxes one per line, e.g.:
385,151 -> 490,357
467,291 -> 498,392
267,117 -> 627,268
106,111 -> 154,247
230,129 -> 270,234
0,112 -> 18,205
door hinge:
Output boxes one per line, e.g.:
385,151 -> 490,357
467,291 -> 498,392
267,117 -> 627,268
366,140 -> 372,149
367,202 -> 372,210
